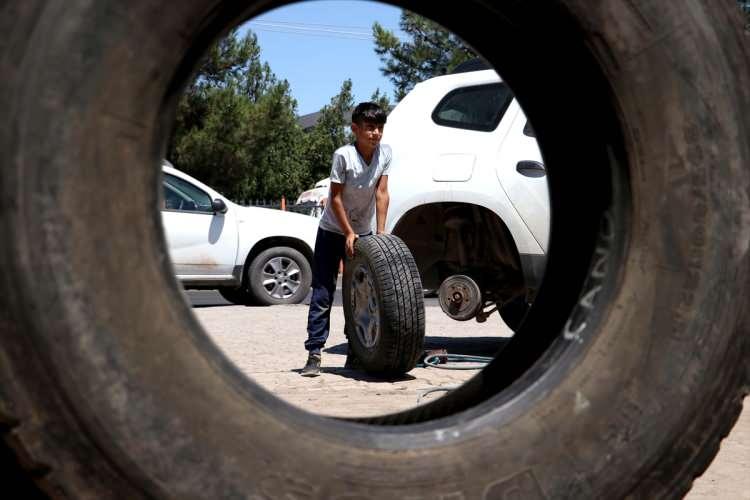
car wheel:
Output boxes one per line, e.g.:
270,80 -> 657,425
247,246 -> 311,305
0,1 -> 748,499
342,235 -> 425,377
498,294 -> 530,331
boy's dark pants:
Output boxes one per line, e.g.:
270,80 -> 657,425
304,228 -> 347,355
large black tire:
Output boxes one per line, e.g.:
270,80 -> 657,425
247,246 -> 312,306
0,1 -> 749,499
342,235 -> 425,377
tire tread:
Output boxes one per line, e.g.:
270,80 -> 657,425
343,235 -> 425,376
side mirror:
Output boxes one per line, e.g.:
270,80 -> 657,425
211,199 -> 228,214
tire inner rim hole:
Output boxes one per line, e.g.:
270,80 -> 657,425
262,257 -> 300,298
352,265 -> 380,348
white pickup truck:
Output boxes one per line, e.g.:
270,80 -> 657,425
161,162 -> 319,305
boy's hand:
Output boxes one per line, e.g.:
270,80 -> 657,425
345,233 -> 358,257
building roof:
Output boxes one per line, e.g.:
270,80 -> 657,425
297,109 -> 353,131
297,105 -> 394,132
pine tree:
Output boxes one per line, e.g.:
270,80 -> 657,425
372,11 -> 476,100
303,79 -> 355,183
168,30 -> 308,202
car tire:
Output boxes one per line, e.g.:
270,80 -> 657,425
247,246 -> 312,305
0,1 -> 748,499
498,295 -> 530,331
342,235 -> 425,377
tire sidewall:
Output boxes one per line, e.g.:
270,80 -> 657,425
343,235 -> 426,376
0,1 -> 748,499
343,242 -> 388,368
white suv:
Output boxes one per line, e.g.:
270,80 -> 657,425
382,68 -> 549,324
161,163 -> 319,305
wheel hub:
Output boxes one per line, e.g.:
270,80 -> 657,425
350,264 -> 380,349
438,275 -> 482,321
261,256 -> 301,299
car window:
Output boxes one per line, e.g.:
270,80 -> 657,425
163,174 -> 213,212
432,83 -> 514,132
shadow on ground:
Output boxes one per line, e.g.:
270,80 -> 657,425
316,336 -> 512,381
325,336 -> 511,358
289,366 -> 417,382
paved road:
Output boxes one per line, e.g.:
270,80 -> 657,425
187,289 -> 511,418
187,290 -> 748,499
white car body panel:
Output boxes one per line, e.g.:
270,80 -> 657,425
381,69 -> 549,258
161,166 -> 319,284
494,105 -> 549,251
233,205 -> 319,267
432,153 -> 475,182
161,208 -> 239,277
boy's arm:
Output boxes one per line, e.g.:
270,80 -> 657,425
329,182 -> 358,256
375,175 -> 390,234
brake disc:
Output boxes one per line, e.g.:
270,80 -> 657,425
438,275 -> 482,321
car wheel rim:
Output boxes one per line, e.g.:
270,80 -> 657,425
261,256 -> 301,299
351,264 -> 379,349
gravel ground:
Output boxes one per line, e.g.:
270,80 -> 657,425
190,292 -> 748,498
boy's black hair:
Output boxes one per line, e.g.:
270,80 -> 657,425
351,102 -> 387,125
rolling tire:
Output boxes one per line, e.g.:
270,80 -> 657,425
247,247 -> 312,306
342,235 -> 425,377
0,1 -> 748,499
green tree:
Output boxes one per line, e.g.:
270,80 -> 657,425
247,81 -> 309,199
372,11 -> 477,100
302,79 -> 355,183
168,30 -> 308,202
369,88 -> 392,112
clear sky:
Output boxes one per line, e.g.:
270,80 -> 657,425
238,0 -> 405,116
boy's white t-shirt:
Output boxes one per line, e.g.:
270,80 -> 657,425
319,142 -> 392,235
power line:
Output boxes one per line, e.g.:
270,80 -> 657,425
249,19 -> 398,32
253,21 -> 371,35
251,26 -> 374,41
246,19 -> 402,41
251,21 -> 372,38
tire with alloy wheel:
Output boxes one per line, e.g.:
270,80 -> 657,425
247,247 -> 311,305
342,235 -> 425,377
0,1 -> 748,499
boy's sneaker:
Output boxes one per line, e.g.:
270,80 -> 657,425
301,353 -> 321,377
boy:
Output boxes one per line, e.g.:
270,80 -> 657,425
301,102 -> 391,377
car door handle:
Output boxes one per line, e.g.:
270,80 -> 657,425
516,160 -> 546,178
